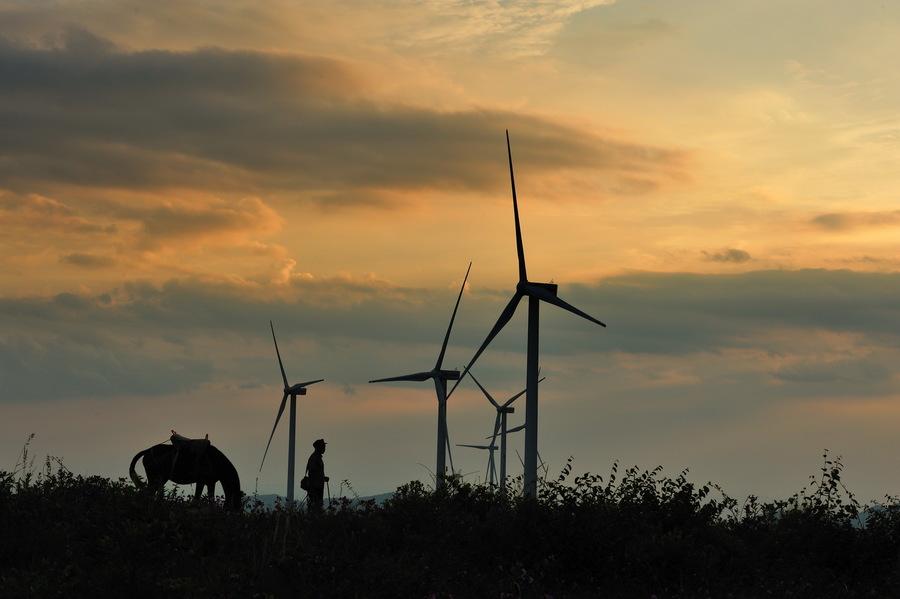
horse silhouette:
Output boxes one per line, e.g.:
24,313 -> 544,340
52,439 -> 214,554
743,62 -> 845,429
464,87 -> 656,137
129,442 -> 242,510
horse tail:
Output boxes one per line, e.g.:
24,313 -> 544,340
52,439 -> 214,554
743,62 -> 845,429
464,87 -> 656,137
129,448 -> 149,488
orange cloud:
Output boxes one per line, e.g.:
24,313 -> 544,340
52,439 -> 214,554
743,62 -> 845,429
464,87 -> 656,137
0,192 -> 117,235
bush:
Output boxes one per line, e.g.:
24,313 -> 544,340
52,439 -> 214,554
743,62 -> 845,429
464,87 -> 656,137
1,450 -> 898,598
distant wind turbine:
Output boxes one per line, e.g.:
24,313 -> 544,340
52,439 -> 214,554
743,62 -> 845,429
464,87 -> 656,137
369,262 -> 471,489
259,321 -> 324,504
456,442 -> 498,486
448,131 -> 606,497
513,441 -> 548,480
469,370 -> 545,488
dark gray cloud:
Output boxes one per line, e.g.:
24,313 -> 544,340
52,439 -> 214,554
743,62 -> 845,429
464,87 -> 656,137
109,197 -> 282,247
0,29 -> 686,203
11,268 -> 900,352
811,210 -> 900,231
0,333 -> 212,400
5,268 -> 900,401
60,253 -> 117,268
772,358 -> 892,386
563,269 -> 900,355
702,248 -> 751,263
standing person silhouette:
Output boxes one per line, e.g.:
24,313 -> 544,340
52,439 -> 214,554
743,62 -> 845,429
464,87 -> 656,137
305,438 -> 328,512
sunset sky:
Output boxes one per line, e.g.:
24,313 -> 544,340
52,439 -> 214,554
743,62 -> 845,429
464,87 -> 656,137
3,0 -> 900,500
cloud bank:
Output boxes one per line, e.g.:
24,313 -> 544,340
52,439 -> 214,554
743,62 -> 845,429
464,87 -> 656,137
0,29 -> 685,205
4,268 -> 900,402
811,211 -> 900,231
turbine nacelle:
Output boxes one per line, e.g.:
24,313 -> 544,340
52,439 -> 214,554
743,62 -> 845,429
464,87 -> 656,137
285,379 -> 324,396
518,281 -> 558,297
436,369 -> 461,381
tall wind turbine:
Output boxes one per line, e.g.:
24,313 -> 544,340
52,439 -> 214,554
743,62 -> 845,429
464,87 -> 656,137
456,442 -> 498,486
448,131 -> 606,497
259,321 -> 324,504
469,370 -> 544,488
369,262 -> 471,489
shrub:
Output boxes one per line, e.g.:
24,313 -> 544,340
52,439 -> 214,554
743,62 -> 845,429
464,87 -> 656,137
1,450 -> 898,597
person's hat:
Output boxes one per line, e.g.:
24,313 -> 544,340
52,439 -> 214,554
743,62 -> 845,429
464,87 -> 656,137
313,438 -> 327,448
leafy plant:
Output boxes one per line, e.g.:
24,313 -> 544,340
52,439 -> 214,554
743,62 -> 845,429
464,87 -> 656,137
2,448 -> 899,598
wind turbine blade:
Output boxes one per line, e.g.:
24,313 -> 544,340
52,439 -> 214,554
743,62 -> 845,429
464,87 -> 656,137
369,371 -> 433,383
502,376 -> 546,408
504,388 -> 527,407
507,130 -> 527,283
490,413 -> 501,445
457,443 -> 490,449
445,421 -> 455,474
507,423 -> 526,434
445,369 -> 468,401
296,378 -> 324,388
259,392 -> 288,471
446,291 -> 523,398
435,262 -> 472,370
516,449 -> 524,468
485,413 -> 503,447
489,450 -> 497,485
469,371 -> 501,409
270,321 -> 290,389
529,285 -> 606,327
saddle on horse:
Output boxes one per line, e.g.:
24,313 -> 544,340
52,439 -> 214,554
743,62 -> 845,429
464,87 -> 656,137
170,430 -> 211,477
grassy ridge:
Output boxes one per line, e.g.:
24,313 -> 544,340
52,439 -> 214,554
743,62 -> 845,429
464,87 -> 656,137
1,453 -> 899,598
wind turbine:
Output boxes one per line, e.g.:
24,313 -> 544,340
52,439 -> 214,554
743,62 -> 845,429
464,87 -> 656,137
469,370 -> 544,488
456,442 -> 498,486
448,131 -> 606,497
369,262 -> 471,489
259,321 -> 324,504
511,438 -> 549,480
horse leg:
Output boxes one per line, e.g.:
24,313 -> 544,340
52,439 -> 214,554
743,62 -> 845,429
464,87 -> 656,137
207,481 -> 216,505
193,482 -> 203,504
147,475 -> 166,501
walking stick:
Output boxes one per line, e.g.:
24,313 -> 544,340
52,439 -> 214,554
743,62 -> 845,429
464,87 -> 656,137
326,479 -> 331,508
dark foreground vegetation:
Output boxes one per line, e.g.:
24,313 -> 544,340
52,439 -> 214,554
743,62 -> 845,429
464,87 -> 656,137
2,450 -> 900,598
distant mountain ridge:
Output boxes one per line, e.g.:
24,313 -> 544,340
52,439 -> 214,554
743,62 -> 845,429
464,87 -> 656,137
249,492 -> 393,510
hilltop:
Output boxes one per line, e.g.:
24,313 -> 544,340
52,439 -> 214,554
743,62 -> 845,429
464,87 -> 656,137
2,456 -> 899,598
